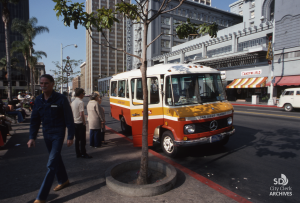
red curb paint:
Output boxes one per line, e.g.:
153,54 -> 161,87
231,103 -> 278,108
105,126 -> 251,203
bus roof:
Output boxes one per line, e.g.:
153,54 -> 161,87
111,64 -> 219,80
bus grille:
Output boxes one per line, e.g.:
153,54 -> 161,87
192,118 -> 229,134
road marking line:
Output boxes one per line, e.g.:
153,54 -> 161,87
235,111 -> 300,118
105,126 -> 251,203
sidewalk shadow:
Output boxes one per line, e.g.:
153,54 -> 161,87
48,182 -> 106,203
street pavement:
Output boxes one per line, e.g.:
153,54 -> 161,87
0,97 -> 299,202
0,107 -> 243,203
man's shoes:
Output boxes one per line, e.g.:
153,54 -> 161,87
33,200 -> 46,203
81,154 -> 93,158
53,180 -> 70,191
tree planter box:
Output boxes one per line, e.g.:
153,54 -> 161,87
105,160 -> 177,197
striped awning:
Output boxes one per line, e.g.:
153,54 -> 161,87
226,77 -> 268,88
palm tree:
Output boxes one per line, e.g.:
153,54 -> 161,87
11,17 -> 49,94
1,0 -> 20,100
11,40 -> 32,91
28,50 -> 47,91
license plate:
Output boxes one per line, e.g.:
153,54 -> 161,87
210,135 -> 222,143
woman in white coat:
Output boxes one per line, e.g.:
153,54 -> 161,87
87,92 -> 105,148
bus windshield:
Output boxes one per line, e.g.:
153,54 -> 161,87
166,74 -> 226,106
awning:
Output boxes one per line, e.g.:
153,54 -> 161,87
226,77 -> 268,88
266,76 -> 300,86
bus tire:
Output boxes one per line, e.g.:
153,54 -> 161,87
120,117 -> 131,135
161,131 -> 179,157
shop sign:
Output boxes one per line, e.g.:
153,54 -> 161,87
241,69 -> 262,76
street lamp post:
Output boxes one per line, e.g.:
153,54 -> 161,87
61,43 -> 77,94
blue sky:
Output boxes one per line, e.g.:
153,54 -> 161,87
30,0 -> 237,78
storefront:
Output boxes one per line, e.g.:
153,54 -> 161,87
226,77 -> 268,101
225,68 -> 269,102
266,75 -> 300,98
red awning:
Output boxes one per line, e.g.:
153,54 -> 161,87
266,76 -> 300,86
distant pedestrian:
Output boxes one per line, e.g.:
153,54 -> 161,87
27,74 -> 75,203
96,92 -> 106,144
71,88 -> 92,158
87,92 -> 105,148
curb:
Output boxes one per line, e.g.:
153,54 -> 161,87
105,160 -> 177,197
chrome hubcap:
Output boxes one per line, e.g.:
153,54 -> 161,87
163,136 -> 174,153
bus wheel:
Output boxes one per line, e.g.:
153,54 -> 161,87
120,117 -> 131,135
161,131 -> 179,157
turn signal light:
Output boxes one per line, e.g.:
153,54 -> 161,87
183,136 -> 188,141
188,66 -> 192,68
178,117 -> 186,121
165,121 -> 168,126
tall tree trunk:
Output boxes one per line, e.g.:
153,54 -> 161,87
136,3 -> 149,185
2,2 -> 12,101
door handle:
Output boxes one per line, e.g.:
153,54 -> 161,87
132,113 -> 140,116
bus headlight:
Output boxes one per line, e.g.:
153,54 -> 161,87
227,117 -> 233,125
184,124 -> 195,134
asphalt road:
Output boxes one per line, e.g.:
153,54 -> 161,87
83,97 -> 300,203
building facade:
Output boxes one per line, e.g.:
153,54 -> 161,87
34,62 -> 46,96
80,61 -> 86,90
85,0 -> 130,94
131,0 -> 242,69
0,0 -> 29,97
72,76 -> 80,91
150,0 -> 299,103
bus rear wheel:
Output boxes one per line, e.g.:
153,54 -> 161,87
161,131 -> 179,157
120,117 -> 131,135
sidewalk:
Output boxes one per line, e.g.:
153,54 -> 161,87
0,117 -> 249,203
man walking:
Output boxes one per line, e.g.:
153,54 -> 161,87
27,74 -> 75,203
71,88 -> 92,158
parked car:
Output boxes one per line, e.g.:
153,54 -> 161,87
277,88 -> 300,111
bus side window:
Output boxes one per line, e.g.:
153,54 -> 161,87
126,80 -> 129,98
149,77 -> 159,104
111,81 -> 117,97
136,78 -> 143,100
118,80 -> 125,98
131,79 -> 135,99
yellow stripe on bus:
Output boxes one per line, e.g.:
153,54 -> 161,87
110,98 -> 130,107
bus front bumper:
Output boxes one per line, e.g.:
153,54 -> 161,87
173,128 -> 235,147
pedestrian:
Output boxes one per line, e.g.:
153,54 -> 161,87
87,92 -> 105,148
71,88 -> 92,158
27,74 -> 75,203
96,92 -> 106,144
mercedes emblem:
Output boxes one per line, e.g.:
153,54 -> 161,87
209,120 -> 218,131
212,107 -> 214,110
